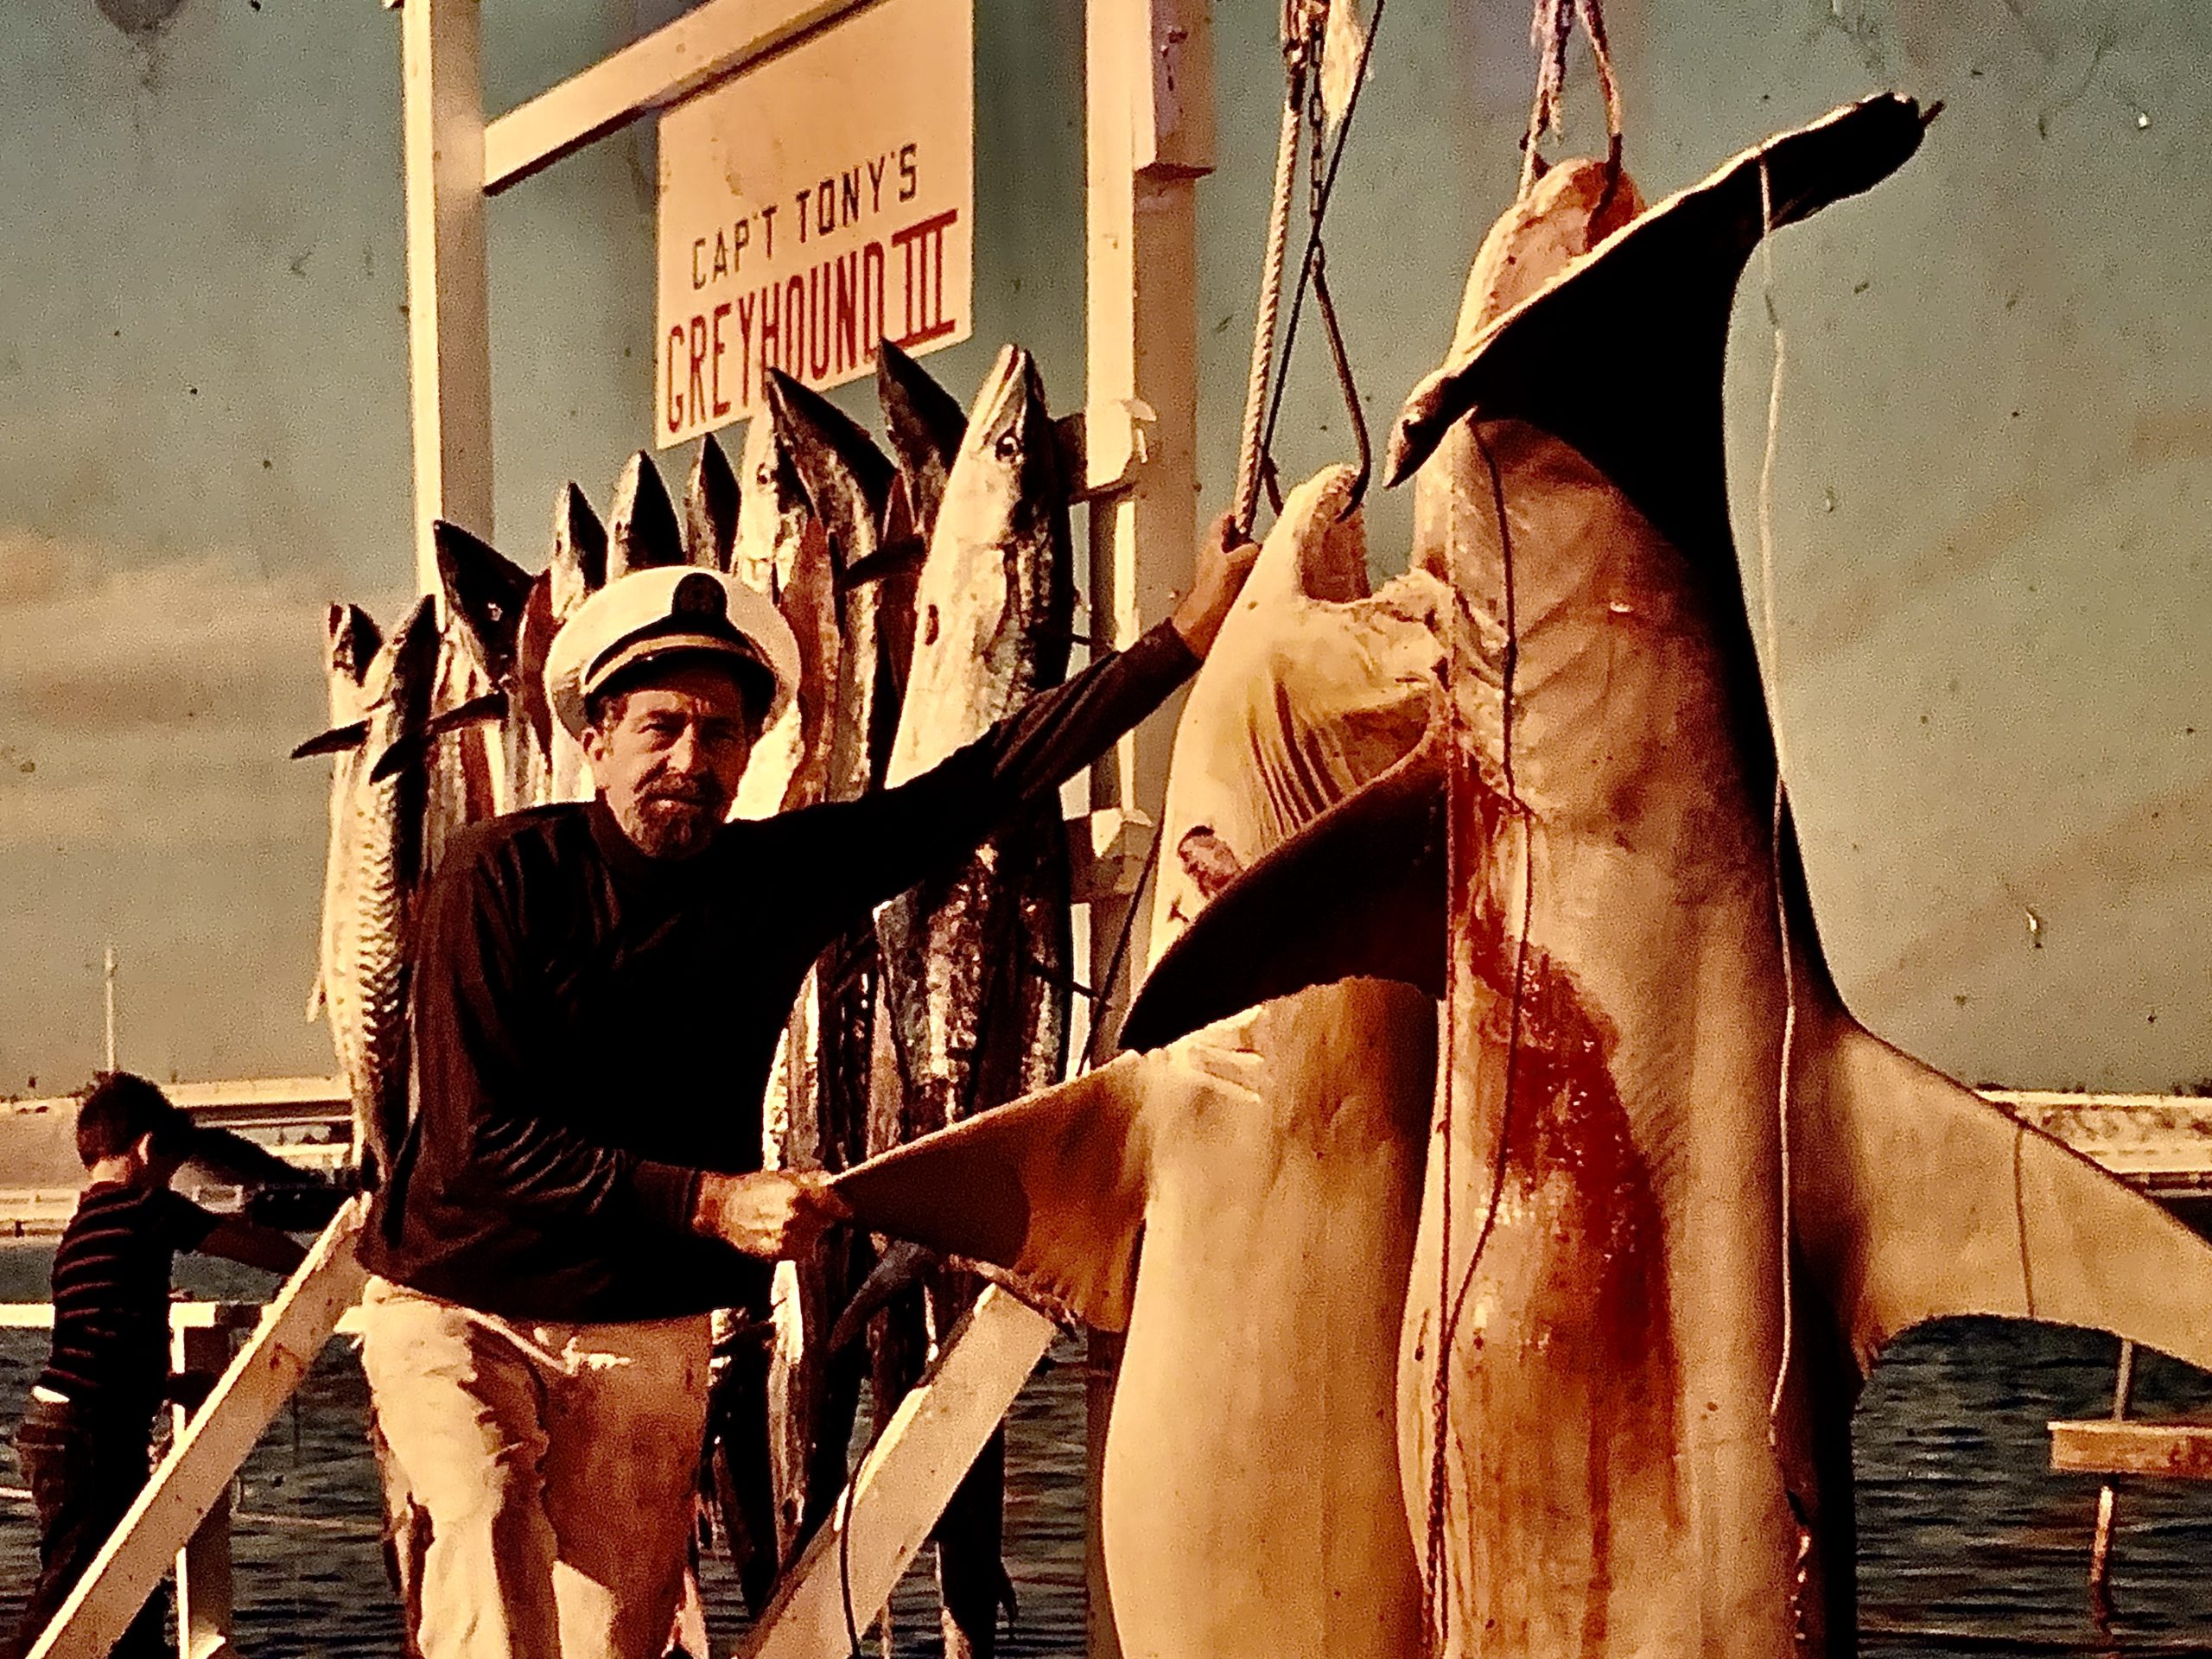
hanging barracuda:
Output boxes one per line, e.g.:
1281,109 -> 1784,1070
307,604 -> 381,1025
292,596 -> 440,1185
420,522 -> 540,815
697,407 -> 847,1613
874,344 -> 1076,1659
731,416 -> 835,822
758,367 -> 910,1567
546,481 -> 609,803
681,429 -> 741,575
607,449 -> 688,581
421,602 -> 500,875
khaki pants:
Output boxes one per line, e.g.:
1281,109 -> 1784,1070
358,1277 -> 711,1659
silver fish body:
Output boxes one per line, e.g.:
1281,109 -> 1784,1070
309,603 -> 382,1024
874,345 -> 1074,1659
546,482 -> 609,803
322,597 -> 440,1185
435,521 -> 542,817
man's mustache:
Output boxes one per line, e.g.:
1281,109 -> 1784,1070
639,773 -> 724,808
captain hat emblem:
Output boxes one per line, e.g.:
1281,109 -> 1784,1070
543,565 -> 801,741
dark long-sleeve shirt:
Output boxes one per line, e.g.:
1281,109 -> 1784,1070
360,620 -> 1196,1324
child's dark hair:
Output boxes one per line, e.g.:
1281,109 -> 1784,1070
75,1072 -> 193,1168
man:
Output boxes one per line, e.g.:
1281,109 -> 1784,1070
355,512 -> 1259,1659
6,1074 -> 305,1659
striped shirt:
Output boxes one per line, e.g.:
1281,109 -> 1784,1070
37,1182 -> 217,1425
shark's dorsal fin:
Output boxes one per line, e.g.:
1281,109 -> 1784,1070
1121,733 -> 1447,1053
1793,1009 -> 2212,1378
833,1052 -> 1155,1330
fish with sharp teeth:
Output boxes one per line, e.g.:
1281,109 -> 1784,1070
1113,94 -> 2212,1659
546,481 -> 609,803
682,430 -> 741,574
755,368 -> 912,1567
308,603 -> 381,1024
430,521 -> 541,815
606,450 -> 687,580
871,343 -> 1075,1659
294,594 -> 440,1186
730,414 -> 835,822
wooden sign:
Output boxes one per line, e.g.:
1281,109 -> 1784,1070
655,0 -> 975,445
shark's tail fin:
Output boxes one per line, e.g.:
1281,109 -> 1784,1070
832,1052 -> 1157,1331
1795,1011 -> 2212,1376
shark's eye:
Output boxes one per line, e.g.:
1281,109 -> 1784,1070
995,431 -> 1020,462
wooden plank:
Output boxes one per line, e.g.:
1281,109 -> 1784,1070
734,1287 -> 1056,1658
2050,1418 -> 2212,1480
402,0 -> 495,594
171,1325 -> 237,1659
28,1201 -> 368,1659
483,0 -> 876,194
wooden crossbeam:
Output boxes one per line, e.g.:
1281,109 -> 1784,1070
483,0 -> 878,194
28,1201 -> 368,1659
736,1287 -> 1056,1657
2050,1418 -> 2212,1481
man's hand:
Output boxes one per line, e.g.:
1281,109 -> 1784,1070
691,1169 -> 851,1260
1168,511 -> 1262,658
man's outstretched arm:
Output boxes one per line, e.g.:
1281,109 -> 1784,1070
789,511 -> 1261,918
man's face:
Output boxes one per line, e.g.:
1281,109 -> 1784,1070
582,660 -> 755,859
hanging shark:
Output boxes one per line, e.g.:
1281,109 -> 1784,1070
836,92 -> 2212,1658
1110,92 -> 2212,1657
836,464 -> 1449,1659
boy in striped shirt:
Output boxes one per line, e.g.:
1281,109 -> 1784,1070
5,1074 -> 304,1659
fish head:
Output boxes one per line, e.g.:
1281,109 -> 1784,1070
1147,465 -> 1445,965
681,432 -> 741,572
607,451 -> 686,579
734,408 -> 817,602
939,346 -> 1063,572
875,335 -> 967,540
548,481 -> 608,622
361,595 -> 442,759
514,573 -> 559,754
323,603 -> 382,726
433,521 -> 533,684
765,369 -> 899,582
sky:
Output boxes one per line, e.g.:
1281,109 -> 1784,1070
0,0 -> 2204,1096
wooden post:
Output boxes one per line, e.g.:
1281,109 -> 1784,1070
1083,3 -> 1212,1654
170,1321 -> 238,1659
400,0 -> 495,596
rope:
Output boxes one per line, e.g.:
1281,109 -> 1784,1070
1256,0 -> 1390,485
1754,154 -> 1799,1437
1231,27 -> 1313,537
1517,0 -> 1624,200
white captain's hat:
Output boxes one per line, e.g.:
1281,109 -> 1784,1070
545,566 -> 799,740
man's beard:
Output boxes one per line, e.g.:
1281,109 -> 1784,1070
620,779 -> 728,859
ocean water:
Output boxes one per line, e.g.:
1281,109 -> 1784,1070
3,1243 -> 2209,1657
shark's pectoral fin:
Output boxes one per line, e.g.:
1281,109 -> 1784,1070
831,1052 -> 1158,1331
1794,1014 -> 2212,1377
1120,734 -> 1446,1053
